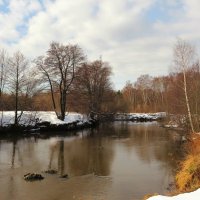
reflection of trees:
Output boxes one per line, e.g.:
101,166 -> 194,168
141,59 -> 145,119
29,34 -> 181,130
11,139 -> 17,168
48,144 -> 55,170
97,122 -> 131,139
48,139 -> 65,176
113,122 -> 184,173
0,137 -> 24,200
45,123 -> 129,177
65,138 -> 114,176
87,137 -> 112,175
60,127 -> 115,176
58,140 -> 65,176
153,131 -> 184,172
11,137 -> 23,168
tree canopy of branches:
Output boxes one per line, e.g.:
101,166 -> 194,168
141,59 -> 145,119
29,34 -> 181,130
72,60 -> 113,116
7,51 -> 29,126
0,49 -> 8,125
36,42 -> 85,120
0,49 -> 8,99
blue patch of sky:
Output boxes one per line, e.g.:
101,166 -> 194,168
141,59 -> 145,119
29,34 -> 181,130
17,2 -> 43,39
0,0 -> 9,13
146,0 -> 184,23
16,24 -> 28,38
0,0 -> 43,39
15,12 -> 36,39
38,0 -> 46,11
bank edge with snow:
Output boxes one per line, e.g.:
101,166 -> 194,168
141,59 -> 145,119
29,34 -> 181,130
114,112 -> 166,122
0,111 -> 97,133
147,188 -> 200,200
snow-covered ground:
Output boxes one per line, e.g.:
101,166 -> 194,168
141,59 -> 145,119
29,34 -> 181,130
115,112 -> 166,121
0,111 -> 89,127
0,111 -> 167,127
147,189 -> 200,200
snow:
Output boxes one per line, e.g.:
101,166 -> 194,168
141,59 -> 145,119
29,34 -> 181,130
0,111 -> 166,127
115,112 -> 166,121
147,189 -> 200,200
164,124 -> 179,128
0,111 -> 89,127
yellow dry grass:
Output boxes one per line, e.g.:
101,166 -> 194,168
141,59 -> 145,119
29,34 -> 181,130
142,193 -> 159,200
176,135 -> 200,192
143,134 -> 200,199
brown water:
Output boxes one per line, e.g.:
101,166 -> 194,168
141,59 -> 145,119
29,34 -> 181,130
0,122 -> 183,200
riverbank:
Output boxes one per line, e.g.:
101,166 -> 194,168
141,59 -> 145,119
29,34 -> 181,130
147,188 -> 200,200
0,111 -> 167,134
114,112 -> 166,122
0,111 -> 97,134
146,133 -> 200,200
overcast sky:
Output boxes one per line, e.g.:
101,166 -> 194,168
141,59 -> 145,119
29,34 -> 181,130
0,0 -> 200,89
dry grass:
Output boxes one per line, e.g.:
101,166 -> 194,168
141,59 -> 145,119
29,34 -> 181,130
142,193 -> 159,200
143,134 -> 200,199
175,134 -> 200,192
188,133 -> 200,154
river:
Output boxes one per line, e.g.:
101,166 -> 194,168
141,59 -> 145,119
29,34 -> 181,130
0,122 -> 184,200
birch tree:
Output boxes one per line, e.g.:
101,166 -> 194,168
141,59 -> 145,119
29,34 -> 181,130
173,39 -> 195,133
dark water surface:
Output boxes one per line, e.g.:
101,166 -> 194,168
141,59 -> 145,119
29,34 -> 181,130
0,122 -> 183,200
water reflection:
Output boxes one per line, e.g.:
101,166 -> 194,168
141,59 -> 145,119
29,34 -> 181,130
47,136 -> 114,176
0,122 -> 184,200
11,137 -> 24,168
11,139 -> 17,168
48,138 -> 65,176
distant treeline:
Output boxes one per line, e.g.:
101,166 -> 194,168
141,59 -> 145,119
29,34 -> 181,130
1,39 -> 200,131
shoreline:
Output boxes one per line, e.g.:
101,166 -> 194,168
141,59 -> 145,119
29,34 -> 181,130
0,111 -> 98,135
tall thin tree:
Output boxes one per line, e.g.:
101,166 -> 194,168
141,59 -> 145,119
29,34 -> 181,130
174,39 -> 195,133
8,51 -> 29,126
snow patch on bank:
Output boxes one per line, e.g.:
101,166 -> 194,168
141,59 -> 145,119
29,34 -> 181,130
115,112 -> 166,121
147,189 -> 200,200
0,111 -> 88,127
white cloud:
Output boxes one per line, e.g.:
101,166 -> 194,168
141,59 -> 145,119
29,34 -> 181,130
1,0 -> 200,89
0,0 -> 42,44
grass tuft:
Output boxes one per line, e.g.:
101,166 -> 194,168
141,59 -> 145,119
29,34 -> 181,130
143,193 -> 159,200
176,134 -> 200,192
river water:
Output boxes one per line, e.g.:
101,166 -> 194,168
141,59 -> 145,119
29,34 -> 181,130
0,122 -> 183,200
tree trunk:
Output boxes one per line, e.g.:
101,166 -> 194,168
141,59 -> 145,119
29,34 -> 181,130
14,66 -> 19,126
59,88 -> 66,121
46,73 -> 59,119
183,70 -> 195,133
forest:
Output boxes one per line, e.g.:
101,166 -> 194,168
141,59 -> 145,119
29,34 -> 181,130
0,39 -> 200,132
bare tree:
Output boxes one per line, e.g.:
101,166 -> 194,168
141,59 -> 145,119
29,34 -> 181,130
121,76 -> 167,113
73,60 -> 112,117
0,49 -> 8,125
36,42 -> 85,120
7,51 -> 29,126
0,49 -> 8,98
122,81 -> 136,112
134,74 -> 153,111
173,39 -> 196,133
